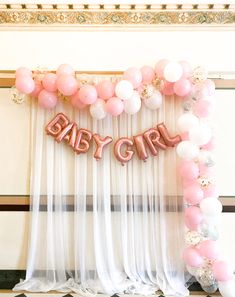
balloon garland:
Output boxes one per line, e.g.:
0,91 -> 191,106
14,60 -> 235,296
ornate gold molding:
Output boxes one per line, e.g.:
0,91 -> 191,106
0,4 -> 235,27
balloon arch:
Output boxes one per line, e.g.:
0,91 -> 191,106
14,60 -> 234,296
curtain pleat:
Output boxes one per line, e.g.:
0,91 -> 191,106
14,76 -> 189,297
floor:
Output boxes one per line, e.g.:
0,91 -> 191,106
0,291 -> 221,297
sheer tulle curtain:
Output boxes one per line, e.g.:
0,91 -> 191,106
14,75 -> 189,296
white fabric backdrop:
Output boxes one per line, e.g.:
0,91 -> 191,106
14,76 -> 189,296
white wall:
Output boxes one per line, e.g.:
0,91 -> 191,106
0,29 -> 235,270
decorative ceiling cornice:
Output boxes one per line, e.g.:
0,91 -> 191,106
0,3 -> 234,28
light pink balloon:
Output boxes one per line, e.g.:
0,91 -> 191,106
42,73 -> 58,92
180,132 -> 189,141
15,67 -> 32,78
57,74 -> 78,96
212,261 -> 233,281
183,247 -> 204,267
15,75 -> 35,94
182,179 -> 198,188
140,66 -> 155,84
205,79 -> 216,96
184,185 -> 204,205
179,61 -> 192,78
70,92 -> 86,109
198,240 -> 219,260
201,137 -> 215,151
56,64 -> 75,76
30,80 -> 43,98
38,90 -> 58,109
161,81 -> 175,96
185,206 -> 203,230
179,161 -> 199,180
203,184 -> 219,198
174,79 -> 192,97
194,100 -> 212,118
106,97 -> 124,116
199,162 -> 213,176
123,67 -> 142,88
78,85 -> 98,104
96,80 -> 115,100
155,59 -> 169,78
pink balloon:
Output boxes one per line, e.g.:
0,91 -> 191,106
70,92 -> 86,109
180,132 -> 189,141
194,100 -> 212,118
203,184 -> 219,198
161,81 -> 175,96
205,79 -> 216,96
123,67 -> 142,88
179,161 -> 199,180
15,67 -> 32,78
184,185 -> 204,205
57,74 -> 78,96
201,137 -> 215,151
182,179 -> 198,188
106,97 -> 124,116
155,59 -> 169,79
198,240 -> 219,260
56,64 -> 75,76
42,73 -> 58,92
185,206 -> 203,230
212,261 -> 233,281
15,75 -> 35,94
183,247 -> 204,267
38,90 -> 58,109
96,80 -> 115,100
30,80 -> 43,98
179,61 -> 192,78
199,162 -> 213,176
140,66 -> 155,84
78,85 -> 98,104
174,79 -> 192,97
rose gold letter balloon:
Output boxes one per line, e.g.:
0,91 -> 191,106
157,123 -> 181,147
64,123 -> 77,148
143,128 -> 166,156
133,134 -> 148,161
114,137 -> 134,165
93,134 -> 113,160
56,122 -> 74,143
45,113 -> 69,137
74,129 -> 92,154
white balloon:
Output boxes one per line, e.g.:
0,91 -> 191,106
189,123 -> 212,146
144,90 -> 162,110
124,91 -> 141,115
90,98 -> 107,120
115,80 -> 134,100
219,280 -> 235,297
176,140 -> 200,160
198,150 -> 215,167
177,113 -> 199,133
163,61 -> 183,82
200,197 -> 223,216
203,214 -> 221,226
